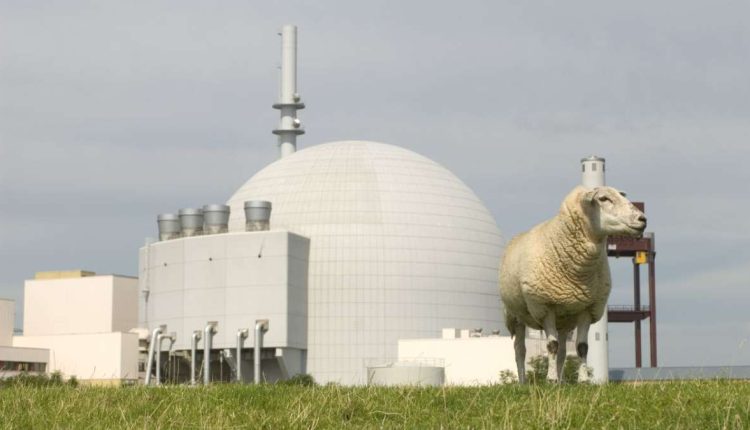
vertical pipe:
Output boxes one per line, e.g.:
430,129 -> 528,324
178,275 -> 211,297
203,321 -> 218,385
155,333 -> 164,386
273,25 -> 305,159
634,261 -> 642,368
236,329 -> 249,382
648,248 -> 657,367
144,325 -> 165,386
580,156 -> 609,384
280,25 -> 297,104
191,330 -> 202,385
254,320 -> 269,384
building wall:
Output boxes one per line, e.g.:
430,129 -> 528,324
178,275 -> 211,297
23,275 -> 138,336
112,276 -> 139,332
13,332 -> 138,382
139,230 -> 309,351
0,299 -> 14,346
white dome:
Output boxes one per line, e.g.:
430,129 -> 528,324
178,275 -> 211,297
227,141 -> 502,384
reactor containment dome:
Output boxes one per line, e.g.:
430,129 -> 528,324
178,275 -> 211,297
226,140 -> 503,384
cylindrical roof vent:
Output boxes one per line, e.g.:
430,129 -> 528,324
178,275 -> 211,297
244,200 -> 272,232
157,214 -> 181,241
202,204 -> 230,234
179,208 -> 204,237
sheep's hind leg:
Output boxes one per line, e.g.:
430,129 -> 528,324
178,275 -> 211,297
513,323 -> 527,384
556,330 -> 568,383
575,313 -> 592,383
543,312 -> 560,383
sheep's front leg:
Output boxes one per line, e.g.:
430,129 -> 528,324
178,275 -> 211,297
543,312 -> 560,383
513,323 -> 527,384
576,313 -> 592,382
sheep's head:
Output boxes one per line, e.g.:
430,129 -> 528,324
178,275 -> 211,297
583,186 -> 647,238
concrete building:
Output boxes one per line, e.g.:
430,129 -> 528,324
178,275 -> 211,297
142,140 -> 503,385
1,298 -> 49,378
139,230 -> 310,383
224,141 -> 503,384
9,271 -> 139,384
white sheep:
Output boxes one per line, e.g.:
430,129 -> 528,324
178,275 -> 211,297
500,185 -> 646,383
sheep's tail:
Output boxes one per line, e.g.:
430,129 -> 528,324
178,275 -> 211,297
505,309 -> 518,339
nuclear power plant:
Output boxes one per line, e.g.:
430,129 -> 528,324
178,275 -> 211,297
0,25 -> 668,386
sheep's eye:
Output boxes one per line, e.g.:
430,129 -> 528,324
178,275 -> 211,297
598,196 -> 611,203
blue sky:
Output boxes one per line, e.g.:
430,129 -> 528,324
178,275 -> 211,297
1,1 -> 749,367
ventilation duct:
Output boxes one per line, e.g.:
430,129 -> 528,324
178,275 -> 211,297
157,214 -> 181,241
179,208 -> 204,237
202,205 -> 230,235
244,201 -> 272,232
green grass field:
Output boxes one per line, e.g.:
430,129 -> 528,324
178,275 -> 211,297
1,380 -> 748,429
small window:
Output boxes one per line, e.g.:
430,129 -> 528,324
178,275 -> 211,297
592,164 -> 597,171
582,165 -> 585,172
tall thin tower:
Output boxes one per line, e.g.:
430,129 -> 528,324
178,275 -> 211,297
581,155 -> 609,384
273,25 -> 304,158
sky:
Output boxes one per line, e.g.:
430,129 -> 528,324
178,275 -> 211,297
1,1 -> 749,368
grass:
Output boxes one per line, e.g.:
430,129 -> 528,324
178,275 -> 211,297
0,380 -> 748,429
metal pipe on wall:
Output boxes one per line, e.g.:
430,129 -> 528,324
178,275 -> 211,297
203,321 -> 218,385
144,325 -> 165,386
191,330 -> 202,385
236,329 -> 249,382
155,332 -> 176,386
254,320 -> 269,384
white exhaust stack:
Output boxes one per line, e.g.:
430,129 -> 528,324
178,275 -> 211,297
203,321 -> 218,384
190,330 -> 202,385
144,324 -> 166,386
581,155 -> 608,384
254,319 -> 269,384
273,25 -> 304,159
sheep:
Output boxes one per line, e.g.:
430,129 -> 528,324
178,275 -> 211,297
499,185 -> 646,383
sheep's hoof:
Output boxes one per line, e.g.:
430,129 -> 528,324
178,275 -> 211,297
577,342 -> 588,359
546,340 -> 559,354
578,364 -> 591,383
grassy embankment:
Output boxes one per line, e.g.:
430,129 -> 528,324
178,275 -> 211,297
1,379 -> 749,429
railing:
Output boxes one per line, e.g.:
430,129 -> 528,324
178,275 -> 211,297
608,305 -> 650,313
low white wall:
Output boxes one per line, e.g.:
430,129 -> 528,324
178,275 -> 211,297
398,333 -> 576,385
399,337 -> 518,385
13,332 -> 138,382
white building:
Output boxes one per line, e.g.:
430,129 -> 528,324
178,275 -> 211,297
9,271 -> 139,385
139,230 -> 310,382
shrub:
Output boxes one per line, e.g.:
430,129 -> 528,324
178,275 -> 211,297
279,373 -> 316,386
0,371 -> 78,388
525,355 -> 588,384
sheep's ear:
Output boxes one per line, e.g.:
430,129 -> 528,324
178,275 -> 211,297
583,188 -> 599,204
